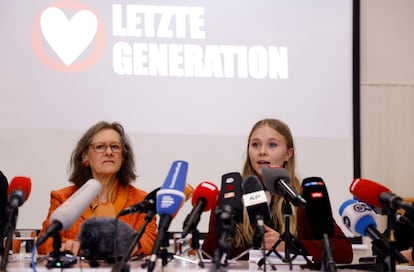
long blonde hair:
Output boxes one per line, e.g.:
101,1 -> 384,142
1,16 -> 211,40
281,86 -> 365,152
235,118 -> 301,248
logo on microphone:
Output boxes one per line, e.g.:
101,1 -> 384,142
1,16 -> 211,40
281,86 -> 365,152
31,0 -> 106,72
159,195 -> 174,209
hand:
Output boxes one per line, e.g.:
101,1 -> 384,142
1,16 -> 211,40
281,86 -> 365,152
263,224 -> 285,252
60,239 -> 80,256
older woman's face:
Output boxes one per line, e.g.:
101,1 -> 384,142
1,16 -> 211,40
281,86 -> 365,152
83,128 -> 124,180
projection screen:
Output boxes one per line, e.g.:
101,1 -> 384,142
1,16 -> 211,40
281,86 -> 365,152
0,0 -> 355,234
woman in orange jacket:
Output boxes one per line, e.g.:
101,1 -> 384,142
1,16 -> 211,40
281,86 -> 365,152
36,121 -> 157,257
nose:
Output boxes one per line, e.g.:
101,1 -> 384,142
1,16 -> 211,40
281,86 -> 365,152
260,146 -> 267,155
104,144 -> 113,154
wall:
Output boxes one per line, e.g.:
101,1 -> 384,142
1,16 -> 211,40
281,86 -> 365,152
358,0 -> 414,259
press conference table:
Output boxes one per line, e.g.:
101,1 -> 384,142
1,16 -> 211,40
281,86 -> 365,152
5,256 -> 414,272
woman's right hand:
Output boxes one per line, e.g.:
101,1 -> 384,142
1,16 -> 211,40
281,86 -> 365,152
60,239 -> 80,256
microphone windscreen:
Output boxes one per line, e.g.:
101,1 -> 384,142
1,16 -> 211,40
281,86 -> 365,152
301,177 -> 334,239
261,166 -> 290,195
339,199 -> 377,236
78,217 -> 135,262
219,172 -> 244,224
349,178 -> 391,208
7,176 -> 32,201
51,179 -> 102,230
191,181 -> 218,211
156,160 -> 188,216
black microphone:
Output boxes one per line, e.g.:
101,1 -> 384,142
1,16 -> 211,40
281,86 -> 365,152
261,166 -> 306,207
218,172 -> 244,224
212,172 -> 244,267
301,177 -> 334,239
0,171 -> 8,255
117,187 -> 160,217
78,217 -> 135,266
242,175 -> 271,248
182,181 -> 218,238
0,171 -> 7,218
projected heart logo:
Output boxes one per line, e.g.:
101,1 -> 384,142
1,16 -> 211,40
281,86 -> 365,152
40,7 -> 98,66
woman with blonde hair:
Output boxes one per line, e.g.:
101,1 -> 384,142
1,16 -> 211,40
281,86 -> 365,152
202,118 -> 353,264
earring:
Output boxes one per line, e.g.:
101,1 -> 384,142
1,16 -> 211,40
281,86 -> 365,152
83,161 -> 89,167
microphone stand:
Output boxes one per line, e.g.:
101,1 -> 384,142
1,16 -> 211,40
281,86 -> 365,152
383,206 -> 398,272
321,233 -> 336,272
211,205 -> 233,271
0,207 -> 17,272
258,199 -> 312,271
46,232 -> 77,269
112,210 -> 155,272
173,228 -> 205,268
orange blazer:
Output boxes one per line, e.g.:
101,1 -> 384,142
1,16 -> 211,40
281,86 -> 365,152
36,183 -> 157,256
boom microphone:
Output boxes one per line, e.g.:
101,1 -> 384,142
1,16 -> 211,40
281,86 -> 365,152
339,199 -> 407,263
7,176 -> 32,209
36,179 -> 102,247
350,178 -> 414,213
301,177 -> 334,239
182,181 -> 218,238
148,160 -> 188,271
118,187 -> 160,217
78,217 -> 135,266
262,166 -> 306,207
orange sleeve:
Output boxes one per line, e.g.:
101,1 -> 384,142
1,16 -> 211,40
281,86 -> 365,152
36,186 -> 80,254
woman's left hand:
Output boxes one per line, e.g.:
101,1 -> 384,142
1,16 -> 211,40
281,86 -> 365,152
263,224 -> 285,252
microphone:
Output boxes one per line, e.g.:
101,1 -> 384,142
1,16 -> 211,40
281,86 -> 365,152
78,217 -> 135,266
339,199 -> 407,263
350,178 -> 414,213
182,181 -> 218,238
0,171 -> 8,255
117,182 -> 194,217
7,176 -> 32,209
36,179 -> 102,247
242,175 -> 271,249
261,166 -> 306,207
218,172 -> 244,224
301,177 -> 334,239
0,171 -> 7,216
118,187 -> 160,217
148,160 -> 188,271
212,172 -> 244,267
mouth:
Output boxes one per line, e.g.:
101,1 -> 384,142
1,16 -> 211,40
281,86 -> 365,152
103,160 -> 115,164
257,160 -> 270,167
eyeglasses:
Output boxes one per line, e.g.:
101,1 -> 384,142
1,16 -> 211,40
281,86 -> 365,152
89,142 -> 123,153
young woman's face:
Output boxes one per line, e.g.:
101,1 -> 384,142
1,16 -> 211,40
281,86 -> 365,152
82,128 -> 124,180
248,125 -> 293,176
